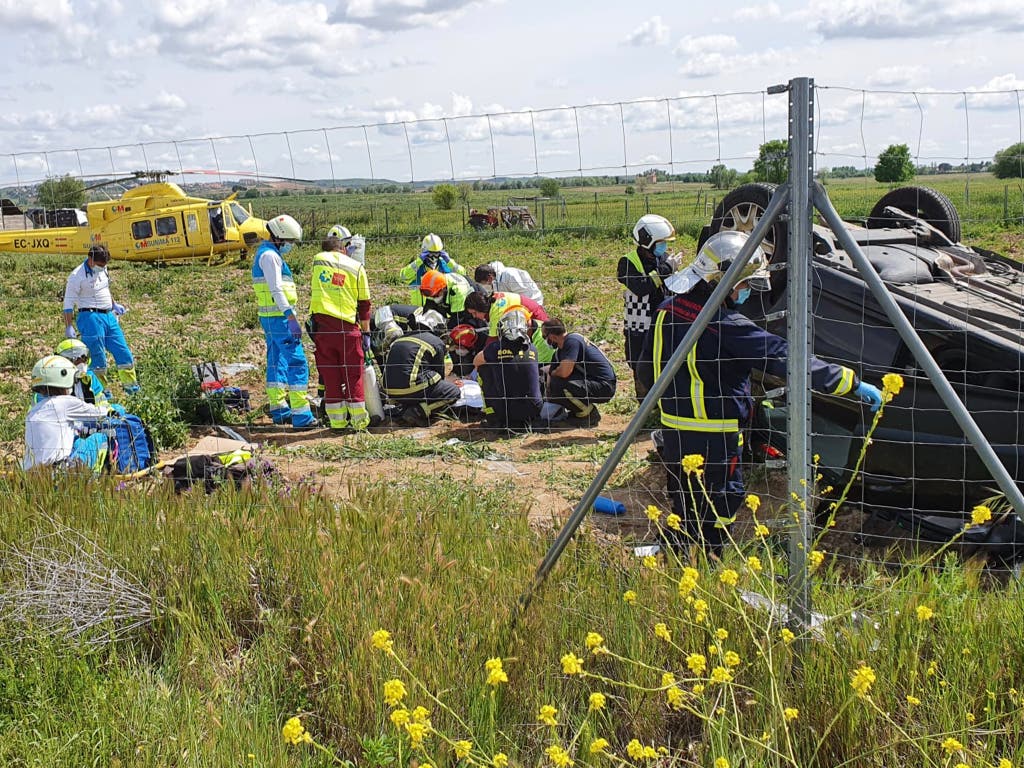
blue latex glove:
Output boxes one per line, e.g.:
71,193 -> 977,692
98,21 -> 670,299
286,314 -> 303,340
112,302 -> 127,316
854,381 -> 883,412
419,251 -> 433,264
438,251 -> 450,264
361,333 -> 371,354
65,325 -> 78,339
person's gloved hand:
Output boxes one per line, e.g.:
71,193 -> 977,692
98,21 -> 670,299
854,381 -> 883,412
438,251 -> 450,264
65,325 -> 78,339
112,302 -> 127,316
361,333 -> 371,354
666,253 -> 684,271
419,251 -> 433,265
286,314 -> 303,341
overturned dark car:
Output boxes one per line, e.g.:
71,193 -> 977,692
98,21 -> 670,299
700,183 -> 1024,553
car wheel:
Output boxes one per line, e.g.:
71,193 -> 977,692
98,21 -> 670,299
708,182 -> 788,262
866,186 -> 962,243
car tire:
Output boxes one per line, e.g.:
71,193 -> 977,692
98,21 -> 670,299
866,186 -> 961,243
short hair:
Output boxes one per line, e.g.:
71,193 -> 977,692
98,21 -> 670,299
322,236 -> 344,252
474,264 -> 496,283
541,318 -> 566,336
463,291 -> 492,313
88,244 -> 110,262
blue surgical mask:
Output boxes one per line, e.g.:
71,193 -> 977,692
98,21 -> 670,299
735,287 -> 752,305
652,241 -> 668,257
279,243 -> 294,256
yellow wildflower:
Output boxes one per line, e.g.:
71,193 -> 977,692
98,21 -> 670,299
589,692 -> 607,711
746,493 -> 761,513
997,759 -> 1013,768
666,686 -> 685,710
754,523 -> 770,537
780,628 -> 795,644
808,550 -> 825,571
411,706 -> 430,724
677,567 -> 699,596
927,660 -> 938,677
642,555 -> 657,569
485,657 -> 509,687
850,664 -> 876,697
370,629 -> 394,653
941,737 -> 964,754
645,504 -> 661,521
654,622 -> 671,642
916,605 -> 935,622
282,716 -> 313,745
493,754 -> 509,768
383,679 -> 407,707
715,627 -> 729,641
642,746 -> 657,760
724,651 -> 741,668
962,647 -> 972,656
405,721 -> 429,748
623,590 -> 638,605
747,555 -> 763,573
906,695 -> 921,706
882,372 -> 904,400
693,683 -> 705,695
661,671 -> 676,687
719,569 -> 739,587
710,666 -> 733,684
784,707 -> 799,722
561,653 -> 584,675
586,631 -> 605,650
546,745 -> 574,768
537,704 -> 558,726
686,653 -> 707,675
626,740 -> 644,760
666,513 -> 682,531
390,708 -> 410,727
682,454 -> 704,475
715,758 -> 731,768
966,712 -> 975,723
970,504 -> 992,527
454,740 -> 473,759
589,738 -> 610,755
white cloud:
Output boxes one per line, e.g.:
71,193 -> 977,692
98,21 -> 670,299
678,48 -> 793,79
734,2 -> 781,22
867,65 -> 927,88
962,73 -> 1024,110
810,0 -> 1024,39
0,0 -> 75,29
331,0 -> 488,29
674,34 -> 739,58
623,15 -> 670,46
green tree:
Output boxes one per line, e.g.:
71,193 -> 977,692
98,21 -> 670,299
35,175 -> 85,208
457,183 -> 472,205
752,139 -> 788,184
710,164 -> 738,189
874,143 -> 915,184
432,183 -> 457,210
538,178 -> 560,198
992,142 -> 1024,179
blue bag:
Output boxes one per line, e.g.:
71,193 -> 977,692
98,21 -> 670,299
104,414 -> 156,473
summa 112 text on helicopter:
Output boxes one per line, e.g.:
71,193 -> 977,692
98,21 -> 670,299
0,171 -> 272,264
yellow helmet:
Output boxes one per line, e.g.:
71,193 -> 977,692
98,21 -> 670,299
421,233 -> 444,253
54,338 -> 90,363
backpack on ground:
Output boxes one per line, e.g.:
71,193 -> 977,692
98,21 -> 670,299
103,414 -> 156,473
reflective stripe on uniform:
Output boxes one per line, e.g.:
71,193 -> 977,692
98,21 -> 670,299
832,366 -> 855,396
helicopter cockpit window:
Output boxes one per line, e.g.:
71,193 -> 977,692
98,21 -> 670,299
132,220 -> 153,240
155,216 -> 177,236
229,202 -> 250,225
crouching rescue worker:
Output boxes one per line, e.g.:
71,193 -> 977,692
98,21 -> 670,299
381,309 -> 460,426
253,214 -> 315,429
42,339 -> 111,408
639,231 -> 884,555
475,310 -> 543,431
24,355 -> 110,472
541,318 -> 617,426
309,231 -> 372,431
399,234 -> 466,305
464,290 -> 551,362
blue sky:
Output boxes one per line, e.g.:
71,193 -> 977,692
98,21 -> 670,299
1,0 -> 1021,184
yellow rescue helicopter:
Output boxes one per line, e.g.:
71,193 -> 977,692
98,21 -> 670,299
0,171 -> 272,264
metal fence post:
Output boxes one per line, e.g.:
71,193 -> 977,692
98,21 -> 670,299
785,77 -> 814,631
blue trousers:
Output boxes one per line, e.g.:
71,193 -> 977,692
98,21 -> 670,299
259,315 -> 313,427
77,311 -> 137,386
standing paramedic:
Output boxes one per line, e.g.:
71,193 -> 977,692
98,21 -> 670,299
62,244 -> 139,394
639,231 -> 883,556
309,230 -> 372,431
252,214 -> 315,430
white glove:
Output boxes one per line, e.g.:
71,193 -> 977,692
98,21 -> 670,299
666,253 -> 684,271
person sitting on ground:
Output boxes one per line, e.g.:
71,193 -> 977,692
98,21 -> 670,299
24,355 -> 110,472
399,234 -> 467,305
476,310 -> 543,431
474,261 -> 544,305
39,339 -> 112,408
540,317 -> 617,427
381,309 -> 461,426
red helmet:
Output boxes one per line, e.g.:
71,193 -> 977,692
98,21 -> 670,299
419,269 -> 448,298
449,324 -> 478,351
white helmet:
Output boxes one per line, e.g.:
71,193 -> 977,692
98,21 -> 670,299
31,355 -> 76,390
421,233 -> 444,253
664,231 -> 770,295
632,214 -> 676,249
498,309 -> 530,343
54,338 -> 90,363
267,214 -> 303,242
327,224 -> 352,241
412,308 -> 447,335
